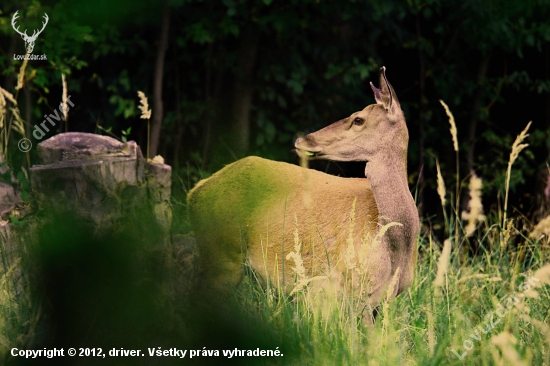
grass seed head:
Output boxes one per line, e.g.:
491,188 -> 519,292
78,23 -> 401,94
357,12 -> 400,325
529,215 -> 550,239
435,158 -> 446,208
433,239 -> 451,289
439,100 -> 458,152
491,332 -> 527,366
10,107 -> 26,137
461,172 -> 486,237
385,267 -> 400,302
286,215 -> 306,285
16,58 -> 28,91
61,73 -> 68,122
533,264 -> 550,286
0,88 -> 17,105
137,91 -> 152,119
509,121 -> 532,166
501,219 -> 514,250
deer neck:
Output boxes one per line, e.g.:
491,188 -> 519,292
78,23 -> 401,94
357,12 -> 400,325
365,156 -> 418,254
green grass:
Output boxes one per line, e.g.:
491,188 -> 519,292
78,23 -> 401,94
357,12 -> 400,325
2,216 -> 549,365
218,115 -> 550,365
0,103 -> 549,365
225,216 -> 550,365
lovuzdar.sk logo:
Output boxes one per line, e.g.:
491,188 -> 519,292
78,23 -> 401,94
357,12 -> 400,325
11,10 -> 48,61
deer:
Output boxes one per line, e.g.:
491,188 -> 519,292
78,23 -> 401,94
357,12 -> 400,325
187,67 -> 419,318
11,11 -> 49,53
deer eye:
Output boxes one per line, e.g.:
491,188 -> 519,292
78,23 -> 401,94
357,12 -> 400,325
353,117 -> 364,126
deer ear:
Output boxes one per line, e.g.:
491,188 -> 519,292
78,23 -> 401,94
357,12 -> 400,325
370,82 -> 383,104
376,66 -> 400,113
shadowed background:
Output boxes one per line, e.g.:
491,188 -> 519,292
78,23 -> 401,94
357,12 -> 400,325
1,0 -> 549,221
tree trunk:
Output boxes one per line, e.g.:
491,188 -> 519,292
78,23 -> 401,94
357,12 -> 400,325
203,47 -> 226,169
416,15 -> 426,217
173,60 -> 183,166
465,52 -> 492,176
149,1 -> 170,158
230,30 -> 260,157
460,52 -> 491,214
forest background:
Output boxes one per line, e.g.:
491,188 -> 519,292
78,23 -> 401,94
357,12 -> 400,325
1,0 -> 550,233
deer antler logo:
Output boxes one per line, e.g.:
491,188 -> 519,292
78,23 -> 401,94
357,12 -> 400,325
11,11 -> 49,54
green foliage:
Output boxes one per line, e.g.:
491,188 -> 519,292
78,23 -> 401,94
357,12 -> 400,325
2,0 -> 547,216
0,1 -> 549,362
8,215 -> 25,227
121,126 -> 131,142
229,235 -> 550,365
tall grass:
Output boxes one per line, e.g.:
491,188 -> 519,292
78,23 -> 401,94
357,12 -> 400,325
137,90 -> 152,159
0,227 -> 37,363
231,201 -> 550,364
0,98 -> 549,365
227,105 -> 550,365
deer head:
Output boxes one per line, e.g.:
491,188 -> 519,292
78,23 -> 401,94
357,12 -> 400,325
11,11 -> 49,54
295,67 -> 408,165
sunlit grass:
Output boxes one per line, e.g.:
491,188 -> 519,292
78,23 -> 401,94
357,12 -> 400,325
231,218 -> 550,365
226,105 -> 550,365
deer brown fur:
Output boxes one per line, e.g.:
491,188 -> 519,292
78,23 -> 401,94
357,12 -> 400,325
187,67 -> 419,313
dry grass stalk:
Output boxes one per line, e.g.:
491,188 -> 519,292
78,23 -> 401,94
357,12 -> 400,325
533,264 -> 550,286
344,198 -> 357,270
385,267 -> 400,302
374,222 -> 402,243
461,173 -> 486,237
15,57 -> 29,91
501,219 -> 514,251
435,158 -> 450,234
509,122 -> 532,166
520,313 -> 550,344
439,100 -> 460,243
381,267 -> 400,332
356,233 -> 373,276
503,122 -> 531,229
439,100 -> 458,152
289,215 -> 306,281
61,73 -> 68,126
355,221 -> 401,275
0,88 -> 17,105
436,158 -> 446,208
512,265 -> 550,300
137,91 -> 151,119
427,306 -> 435,355
9,107 -> 26,138
433,239 -> 451,291
0,86 -> 22,159
529,215 -> 550,239
137,91 -> 152,158
490,332 -> 527,366
287,215 -> 307,295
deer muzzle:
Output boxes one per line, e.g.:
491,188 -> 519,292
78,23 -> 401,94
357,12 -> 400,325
295,136 -> 322,158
